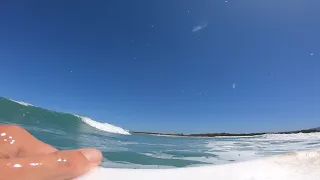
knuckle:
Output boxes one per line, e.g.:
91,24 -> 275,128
48,151 -> 89,179
54,151 -> 87,171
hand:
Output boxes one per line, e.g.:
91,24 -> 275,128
0,125 -> 102,180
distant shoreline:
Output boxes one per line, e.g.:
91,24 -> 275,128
132,128 -> 320,138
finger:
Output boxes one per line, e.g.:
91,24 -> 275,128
0,125 -> 57,158
0,148 -> 102,180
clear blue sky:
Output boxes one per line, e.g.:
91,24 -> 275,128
0,0 -> 319,133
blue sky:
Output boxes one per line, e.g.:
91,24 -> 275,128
0,0 -> 319,133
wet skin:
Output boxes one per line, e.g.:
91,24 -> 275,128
0,125 -> 102,180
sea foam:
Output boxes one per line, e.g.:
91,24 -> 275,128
78,149 -> 320,180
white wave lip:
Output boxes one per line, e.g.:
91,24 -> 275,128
78,149 -> 320,180
9,99 -> 33,106
74,115 -> 130,135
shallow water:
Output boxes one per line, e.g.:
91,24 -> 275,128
1,97 -> 320,169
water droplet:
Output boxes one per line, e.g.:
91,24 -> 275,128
30,163 -> 39,166
13,164 -> 22,168
10,140 -> 15,144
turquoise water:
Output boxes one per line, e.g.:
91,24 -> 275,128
1,97 -> 320,169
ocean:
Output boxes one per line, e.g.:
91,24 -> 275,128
1,97 -> 320,169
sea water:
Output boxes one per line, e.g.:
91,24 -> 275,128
0,97 -> 320,169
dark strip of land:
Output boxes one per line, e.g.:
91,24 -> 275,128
132,127 -> 320,137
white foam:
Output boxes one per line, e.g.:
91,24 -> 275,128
262,133 -> 320,140
101,161 -> 174,169
9,99 -> 33,106
205,133 -> 320,163
74,115 -> 130,135
140,152 -> 174,160
140,152 -> 220,165
78,149 -> 320,180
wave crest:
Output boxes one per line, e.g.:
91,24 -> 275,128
74,115 -> 130,135
8,99 -> 33,106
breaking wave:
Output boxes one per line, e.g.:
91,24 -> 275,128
1,97 -> 130,135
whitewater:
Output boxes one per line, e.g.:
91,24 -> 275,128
79,149 -> 320,180
1,98 -> 320,180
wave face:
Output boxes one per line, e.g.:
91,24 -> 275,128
0,97 -> 130,135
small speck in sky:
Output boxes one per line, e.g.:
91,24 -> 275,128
311,53 -> 314,56
187,10 -> 190,13
147,43 -> 151,46
225,1 -> 228,2
269,72 -> 274,75
150,25 -> 154,28
198,92 -> 203,95
133,57 -> 137,60
232,83 -> 236,89
70,71 -> 73,73
192,22 -> 208,32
